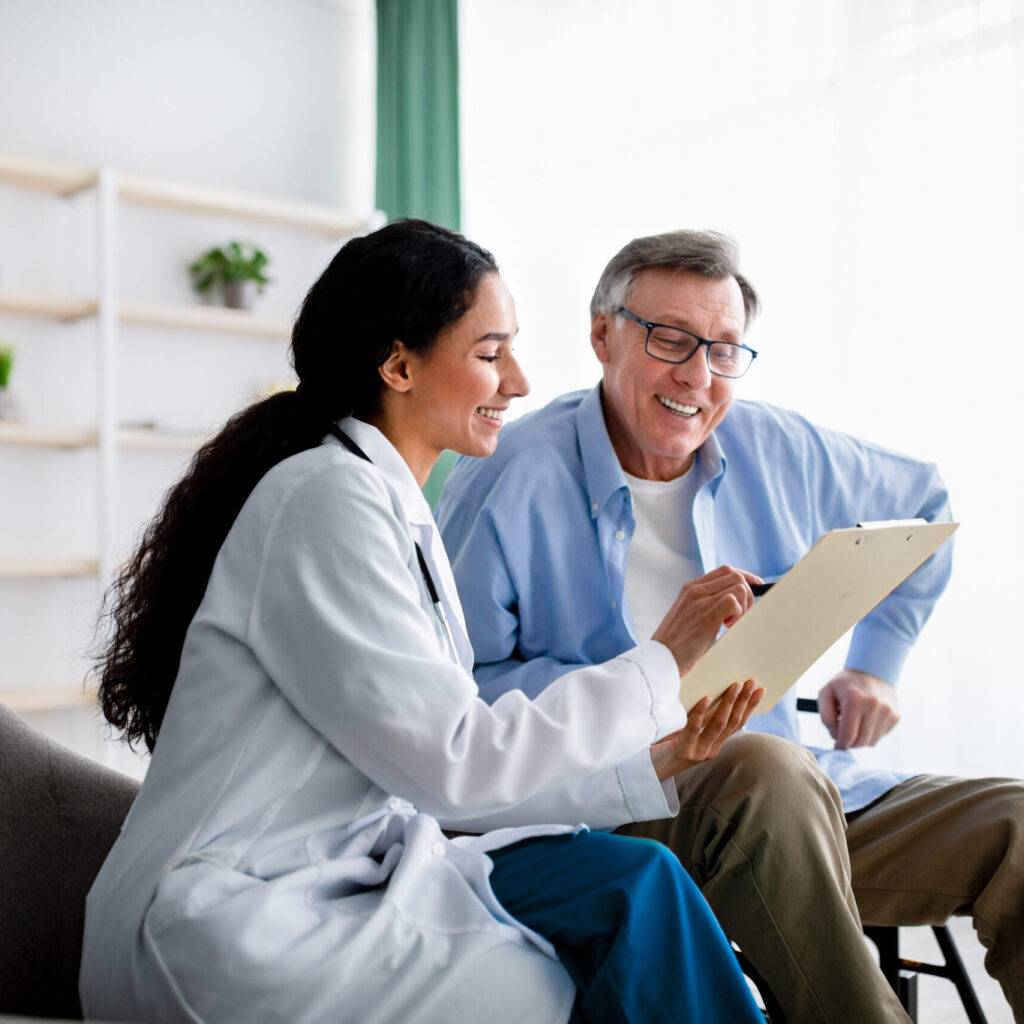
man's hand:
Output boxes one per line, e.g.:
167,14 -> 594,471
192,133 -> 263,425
818,668 -> 899,749
650,678 -> 763,781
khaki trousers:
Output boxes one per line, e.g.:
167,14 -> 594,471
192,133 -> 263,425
621,732 -> 1024,1024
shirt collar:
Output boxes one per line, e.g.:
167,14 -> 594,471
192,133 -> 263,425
577,384 -> 629,519
576,383 -> 728,515
330,417 -> 435,529
695,427 -> 727,490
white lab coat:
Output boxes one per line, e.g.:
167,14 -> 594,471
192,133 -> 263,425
80,418 -> 685,1024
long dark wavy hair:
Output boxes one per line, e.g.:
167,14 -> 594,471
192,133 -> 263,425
95,219 -> 499,752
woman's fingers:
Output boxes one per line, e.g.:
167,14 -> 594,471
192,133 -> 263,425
687,680 -> 763,755
654,566 -> 764,673
650,680 -> 764,781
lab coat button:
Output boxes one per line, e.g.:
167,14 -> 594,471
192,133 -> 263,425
614,530 -> 625,541
431,840 -> 447,858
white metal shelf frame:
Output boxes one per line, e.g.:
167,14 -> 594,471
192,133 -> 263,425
0,150 -> 375,708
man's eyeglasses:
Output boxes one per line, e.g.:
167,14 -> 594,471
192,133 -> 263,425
617,307 -> 758,379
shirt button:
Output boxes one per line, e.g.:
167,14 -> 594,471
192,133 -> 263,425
591,501 -> 600,513
611,599 -> 618,610
614,530 -> 625,541
388,798 -> 403,811
431,840 -> 447,858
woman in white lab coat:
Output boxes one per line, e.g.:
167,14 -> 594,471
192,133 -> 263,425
80,220 -> 765,1023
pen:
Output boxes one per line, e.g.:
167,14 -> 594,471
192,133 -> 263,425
750,581 -> 774,596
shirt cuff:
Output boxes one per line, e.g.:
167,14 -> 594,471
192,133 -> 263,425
617,639 -> 686,740
616,747 -> 680,822
845,620 -> 913,685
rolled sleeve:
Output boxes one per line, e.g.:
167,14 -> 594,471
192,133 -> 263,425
845,618 -> 915,685
616,640 -> 686,740
616,747 -> 680,822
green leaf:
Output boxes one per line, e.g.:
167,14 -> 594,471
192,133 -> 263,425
0,346 -> 14,389
188,241 -> 272,294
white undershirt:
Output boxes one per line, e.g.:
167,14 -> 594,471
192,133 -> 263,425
623,468 -> 703,642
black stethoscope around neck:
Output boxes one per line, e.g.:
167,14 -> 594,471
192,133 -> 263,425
328,423 -> 459,661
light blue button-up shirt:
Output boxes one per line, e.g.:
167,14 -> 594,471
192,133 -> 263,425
437,385 -> 954,812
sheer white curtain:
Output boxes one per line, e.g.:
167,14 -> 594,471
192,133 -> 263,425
459,0 -> 1024,779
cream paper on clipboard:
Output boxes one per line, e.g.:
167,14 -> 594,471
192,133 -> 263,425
679,519 -> 959,714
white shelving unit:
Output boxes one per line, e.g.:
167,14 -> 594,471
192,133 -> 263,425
0,150 -> 374,713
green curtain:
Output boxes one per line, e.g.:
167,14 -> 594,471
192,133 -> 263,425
375,0 -> 461,229
377,0 -> 461,505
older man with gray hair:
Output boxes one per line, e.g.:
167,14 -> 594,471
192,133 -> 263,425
437,229 -> 1024,1023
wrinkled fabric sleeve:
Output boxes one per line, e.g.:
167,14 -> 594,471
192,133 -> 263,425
246,458 -> 683,827
796,425 -> 954,684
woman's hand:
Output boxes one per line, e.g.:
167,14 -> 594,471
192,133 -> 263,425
650,565 -> 762,675
650,679 -> 764,781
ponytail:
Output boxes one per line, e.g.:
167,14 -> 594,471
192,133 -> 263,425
96,390 -> 327,752
94,218 -> 498,752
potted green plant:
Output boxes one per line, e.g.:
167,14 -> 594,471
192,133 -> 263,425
0,345 -> 15,419
188,241 -> 271,310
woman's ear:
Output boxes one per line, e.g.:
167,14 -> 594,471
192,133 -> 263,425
378,341 -> 413,393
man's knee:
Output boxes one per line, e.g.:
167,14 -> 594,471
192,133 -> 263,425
711,730 -> 817,778
668,732 -> 847,845
691,730 -> 835,794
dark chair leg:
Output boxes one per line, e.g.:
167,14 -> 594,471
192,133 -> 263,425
867,923 -> 989,1024
865,925 -> 919,1021
932,925 -> 988,1024
794,703 -> 987,1023
899,973 -> 919,1022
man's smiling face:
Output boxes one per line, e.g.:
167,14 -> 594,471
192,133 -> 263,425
590,266 -> 747,481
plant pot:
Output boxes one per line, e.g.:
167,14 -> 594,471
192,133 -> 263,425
223,280 -> 257,310
0,386 -> 20,420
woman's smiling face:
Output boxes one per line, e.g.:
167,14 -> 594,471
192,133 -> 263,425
398,272 -> 529,474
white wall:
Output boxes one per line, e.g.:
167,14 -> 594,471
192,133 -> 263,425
0,0 -> 375,773
0,0 -> 374,207
460,0 -> 1024,781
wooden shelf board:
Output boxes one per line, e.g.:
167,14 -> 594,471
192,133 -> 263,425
0,422 -> 211,452
0,288 -> 290,337
0,422 -> 97,448
118,426 -> 209,452
0,684 -> 97,713
0,558 -> 100,579
119,300 -> 292,339
0,285 -> 99,322
118,171 -> 371,237
0,151 -> 97,196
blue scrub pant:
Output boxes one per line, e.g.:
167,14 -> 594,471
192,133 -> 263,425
488,830 -> 763,1024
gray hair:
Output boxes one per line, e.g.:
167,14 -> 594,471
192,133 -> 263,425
589,229 -> 759,331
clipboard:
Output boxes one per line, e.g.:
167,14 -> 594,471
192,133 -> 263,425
679,519 -> 959,714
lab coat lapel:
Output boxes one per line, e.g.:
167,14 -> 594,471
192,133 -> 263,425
410,524 -> 475,670
334,418 -> 475,670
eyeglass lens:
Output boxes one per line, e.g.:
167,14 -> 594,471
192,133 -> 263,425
646,325 -> 752,377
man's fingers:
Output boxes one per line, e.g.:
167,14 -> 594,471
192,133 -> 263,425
819,670 -> 899,750
836,696 -> 897,748
851,703 -> 897,748
856,706 -> 882,747
835,708 -> 860,749
818,688 -> 840,740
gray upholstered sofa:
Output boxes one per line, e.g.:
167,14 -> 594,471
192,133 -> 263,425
0,702 -> 139,1019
